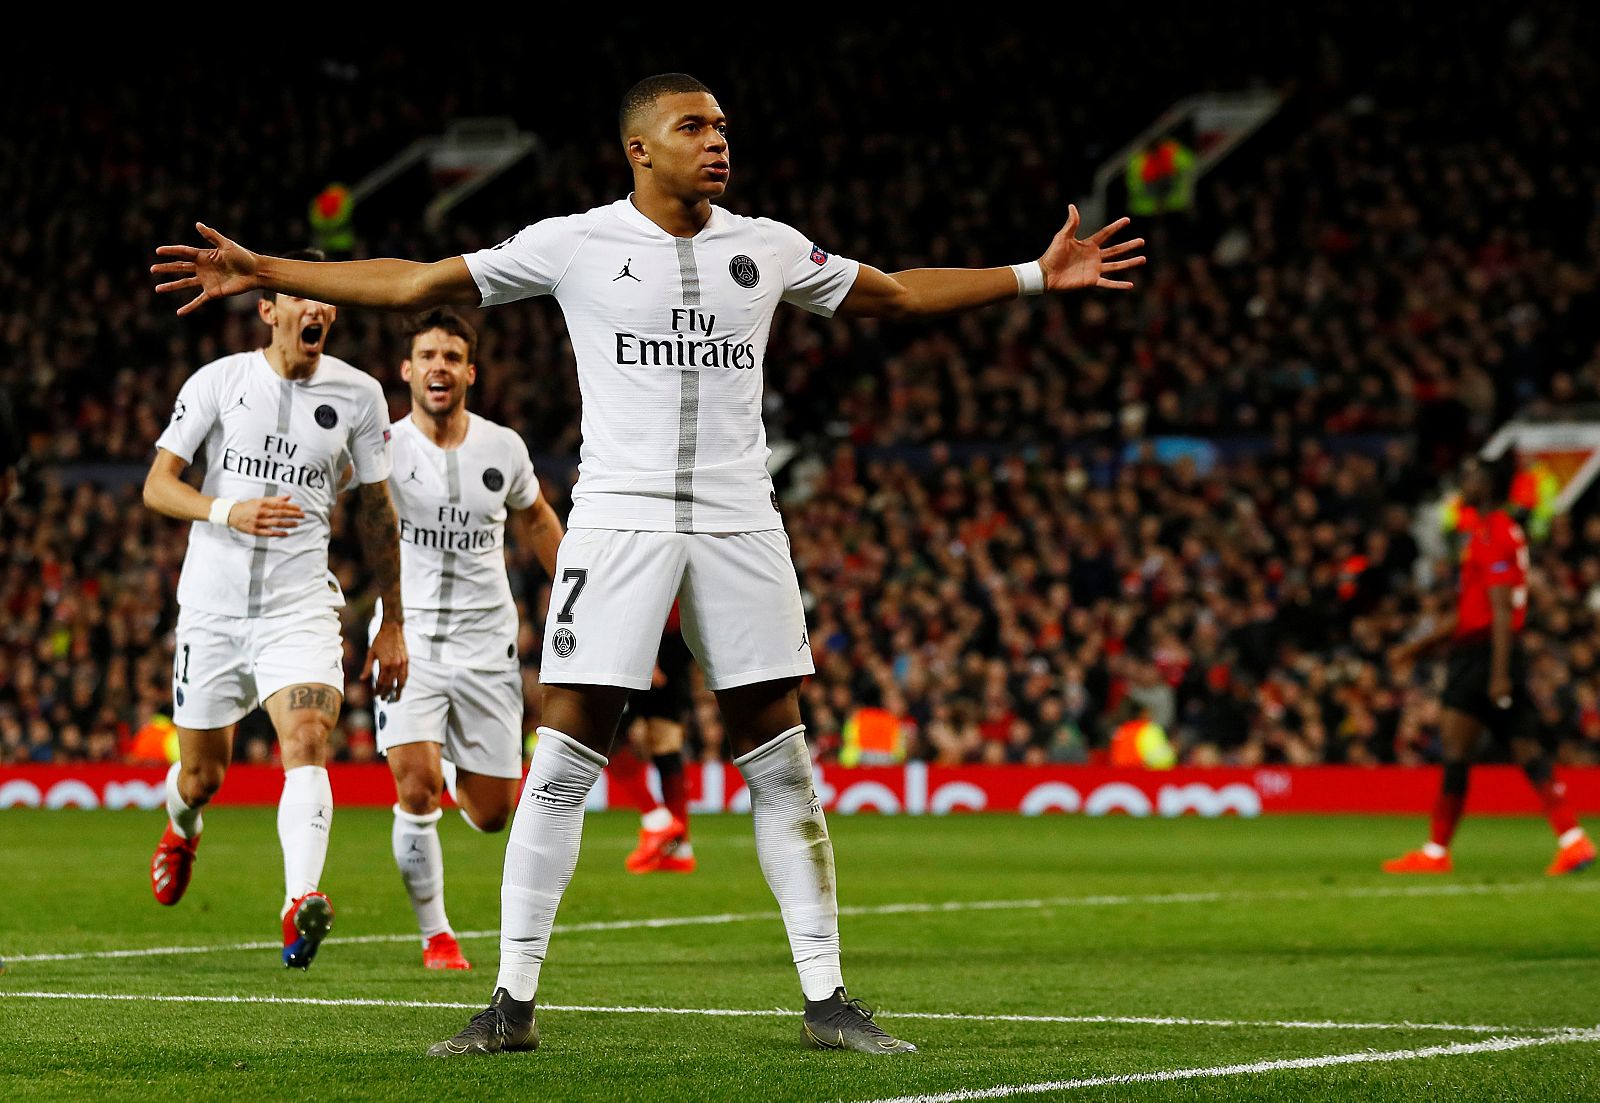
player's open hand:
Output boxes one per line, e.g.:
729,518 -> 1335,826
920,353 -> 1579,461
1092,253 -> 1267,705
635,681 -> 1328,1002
152,223 -> 261,316
1040,205 -> 1146,292
365,620 -> 409,702
228,495 -> 304,537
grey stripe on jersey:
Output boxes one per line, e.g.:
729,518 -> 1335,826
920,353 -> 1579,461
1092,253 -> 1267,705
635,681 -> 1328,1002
674,237 -> 701,306
247,379 -> 295,617
674,238 -> 701,532
430,450 -> 462,661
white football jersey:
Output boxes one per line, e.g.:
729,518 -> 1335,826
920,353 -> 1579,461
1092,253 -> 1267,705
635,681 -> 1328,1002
155,350 -> 392,618
384,413 -> 539,670
463,197 -> 860,533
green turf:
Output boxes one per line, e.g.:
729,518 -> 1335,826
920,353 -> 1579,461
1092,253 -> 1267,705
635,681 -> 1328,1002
1,808 -> 1597,1101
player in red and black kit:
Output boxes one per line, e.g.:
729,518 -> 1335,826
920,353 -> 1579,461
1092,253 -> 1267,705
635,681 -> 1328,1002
606,602 -> 695,873
1384,454 -> 1595,876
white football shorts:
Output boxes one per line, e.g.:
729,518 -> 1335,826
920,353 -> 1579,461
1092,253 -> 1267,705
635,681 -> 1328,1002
539,528 -> 815,692
373,656 -> 524,779
171,606 -> 345,730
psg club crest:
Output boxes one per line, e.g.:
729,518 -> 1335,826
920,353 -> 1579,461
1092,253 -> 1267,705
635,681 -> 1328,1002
809,243 -> 829,266
729,254 -> 760,288
314,404 -> 338,429
552,628 -> 577,658
483,468 -> 505,492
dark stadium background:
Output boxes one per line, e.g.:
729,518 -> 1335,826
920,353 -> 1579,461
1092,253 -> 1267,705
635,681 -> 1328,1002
4,4 -> 1600,788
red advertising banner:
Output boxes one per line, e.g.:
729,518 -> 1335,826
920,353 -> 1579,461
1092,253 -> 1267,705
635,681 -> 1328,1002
4,763 -> 1600,816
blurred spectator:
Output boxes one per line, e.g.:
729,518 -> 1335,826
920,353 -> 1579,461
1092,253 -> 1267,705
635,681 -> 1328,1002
5,13 -> 1600,768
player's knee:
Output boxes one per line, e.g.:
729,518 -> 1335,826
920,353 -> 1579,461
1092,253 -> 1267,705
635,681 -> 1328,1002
1442,760 -> 1471,796
280,720 -> 332,763
1521,753 -> 1553,786
394,773 -> 442,816
180,760 -> 226,804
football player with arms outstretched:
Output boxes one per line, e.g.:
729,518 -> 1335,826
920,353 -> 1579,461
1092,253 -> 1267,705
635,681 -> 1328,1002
153,73 -> 1143,1052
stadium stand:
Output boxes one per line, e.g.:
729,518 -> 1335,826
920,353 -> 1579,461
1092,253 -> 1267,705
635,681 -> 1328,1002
3,10 -> 1599,767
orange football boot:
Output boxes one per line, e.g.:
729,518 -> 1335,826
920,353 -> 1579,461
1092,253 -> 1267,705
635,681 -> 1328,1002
625,815 -> 686,873
1381,848 -> 1452,874
1546,834 -> 1596,876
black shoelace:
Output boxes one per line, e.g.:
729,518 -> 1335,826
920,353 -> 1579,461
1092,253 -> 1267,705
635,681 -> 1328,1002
838,998 -> 891,1037
466,1007 -> 507,1039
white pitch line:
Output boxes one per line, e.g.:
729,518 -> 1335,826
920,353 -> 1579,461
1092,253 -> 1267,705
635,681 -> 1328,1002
0,992 -> 1585,1039
8,879 -> 1596,964
852,1029 -> 1600,1103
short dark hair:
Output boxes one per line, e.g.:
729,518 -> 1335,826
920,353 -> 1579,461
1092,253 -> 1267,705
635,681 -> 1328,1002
403,308 -> 477,364
262,247 -> 328,301
618,73 -> 712,141
1485,450 -> 1519,504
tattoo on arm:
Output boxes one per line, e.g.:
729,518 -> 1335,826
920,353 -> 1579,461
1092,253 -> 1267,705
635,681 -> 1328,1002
288,685 -> 341,721
356,482 -> 404,621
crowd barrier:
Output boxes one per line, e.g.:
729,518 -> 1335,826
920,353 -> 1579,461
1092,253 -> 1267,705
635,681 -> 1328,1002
4,763 -> 1599,816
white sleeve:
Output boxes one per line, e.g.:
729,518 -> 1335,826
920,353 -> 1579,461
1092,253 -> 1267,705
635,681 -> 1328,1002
504,431 -> 539,511
757,219 -> 861,317
462,216 -> 590,307
153,368 -> 221,463
349,380 -> 393,485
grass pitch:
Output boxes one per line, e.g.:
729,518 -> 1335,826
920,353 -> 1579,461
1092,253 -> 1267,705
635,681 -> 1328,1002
2,808 -> 1597,1101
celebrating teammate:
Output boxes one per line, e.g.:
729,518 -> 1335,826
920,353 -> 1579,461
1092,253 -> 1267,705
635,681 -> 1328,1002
144,249 -> 407,969
151,73 -> 1143,1053
378,309 -> 563,969
1384,454 -> 1595,876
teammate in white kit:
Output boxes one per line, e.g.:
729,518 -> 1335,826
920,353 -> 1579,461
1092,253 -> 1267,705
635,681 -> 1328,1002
378,309 -> 563,970
152,74 -> 1144,1051
144,249 -> 408,970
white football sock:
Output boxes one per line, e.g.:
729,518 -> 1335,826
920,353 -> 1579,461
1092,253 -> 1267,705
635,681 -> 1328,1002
393,804 -> 450,941
735,726 -> 844,1001
278,765 -> 333,914
165,761 -> 203,839
495,727 -> 605,1002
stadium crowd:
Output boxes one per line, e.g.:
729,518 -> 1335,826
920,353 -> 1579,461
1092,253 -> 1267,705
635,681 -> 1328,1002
4,11 -> 1600,768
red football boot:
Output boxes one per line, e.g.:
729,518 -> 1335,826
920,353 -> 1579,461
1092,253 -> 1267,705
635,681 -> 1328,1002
424,931 -> 472,970
150,824 -> 200,906
281,892 -> 335,969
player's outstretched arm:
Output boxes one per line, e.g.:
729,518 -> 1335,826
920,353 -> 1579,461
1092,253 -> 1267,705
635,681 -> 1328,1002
837,205 -> 1144,321
511,495 -> 566,579
152,223 -> 479,316
142,448 -> 304,535
354,479 -> 409,700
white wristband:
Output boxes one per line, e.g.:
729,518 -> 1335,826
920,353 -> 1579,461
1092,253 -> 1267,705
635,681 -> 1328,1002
1010,260 -> 1045,297
208,497 -> 237,527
